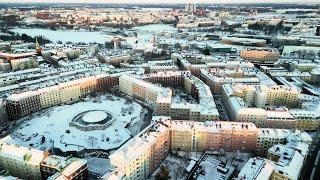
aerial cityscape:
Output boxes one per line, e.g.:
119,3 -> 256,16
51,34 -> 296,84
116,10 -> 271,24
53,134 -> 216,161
0,1 -> 320,180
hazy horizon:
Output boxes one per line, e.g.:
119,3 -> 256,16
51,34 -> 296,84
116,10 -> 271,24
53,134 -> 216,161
1,0 -> 320,4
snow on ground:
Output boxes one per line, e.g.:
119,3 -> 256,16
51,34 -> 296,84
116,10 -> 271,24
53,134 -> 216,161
172,88 -> 197,104
150,152 -> 189,180
150,151 -> 252,180
5,95 -> 144,152
87,157 -> 110,176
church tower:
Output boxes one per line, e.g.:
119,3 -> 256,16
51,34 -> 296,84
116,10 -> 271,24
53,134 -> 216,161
35,38 -> 42,55
152,34 -> 157,47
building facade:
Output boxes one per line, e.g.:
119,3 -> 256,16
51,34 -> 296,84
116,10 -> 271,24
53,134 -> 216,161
6,91 -> 41,120
40,155 -> 88,180
240,48 -> 280,62
5,73 -> 123,120
0,142 -> 49,180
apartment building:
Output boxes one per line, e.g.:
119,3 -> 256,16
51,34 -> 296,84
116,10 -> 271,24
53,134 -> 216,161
105,117 -> 311,180
34,77 -> 95,109
240,48 -> 280,62
225,96 -> 267,125
105,54 -> 131,67
96,74 -> 119,92
169,103 -> 191,120
110,138 -> 151,179
121,73 -> 219,121
267,144 -> 305,180
238,141 -> 309,180
219,122 -> 258,152
77,76 -> 97,97
5,73 -> 123,120
144,125 -> 170,173
200,68 -> 260,94
155,89 -> 172,116
165,120 -> 258,152
222,84 -> 303,129
254,85 -> 300,108
109,123 -> 169,180
167,120 -> 194,151
290,109 -> 320,130
58,81 -> 81,103
0,141 -> 49,180
171,53 -> 255,77
119,74 -> 165,106
183,75 -> 218,121
0,140 -> 89,180
40,155 -> 88,180
236,157 -> 274,180
238,96 -> 260,119
143,71 -> 185,87
256,129 -> 290,157
6,91 -> 41,120
265,86 -> 299,108
266,109 -> 295,129
142,71 -> 219,121
38,85 -> 61,108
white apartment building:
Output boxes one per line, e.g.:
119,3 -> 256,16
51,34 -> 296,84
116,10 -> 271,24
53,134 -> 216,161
109,123 -> 169,180
0,141 -> 48,180
38,85 -> 61,108
222,84 -> 302,128
255,85 -> 300,108
256,129 -> 290,156
238,134 -> 310,180
120,74 -> 219,121
236,157 -> 274,180
58,81 -> 81,103
110,137 -> 151,180
267,144 -> 305,180
119,74 -> 163,106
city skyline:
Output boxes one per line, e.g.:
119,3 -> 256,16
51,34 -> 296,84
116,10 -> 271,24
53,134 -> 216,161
2,0 -> 320,4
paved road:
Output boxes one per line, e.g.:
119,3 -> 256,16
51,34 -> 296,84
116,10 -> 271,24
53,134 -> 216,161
213,95 -> 230,121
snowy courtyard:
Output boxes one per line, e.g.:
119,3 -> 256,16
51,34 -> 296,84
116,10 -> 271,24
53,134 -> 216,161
4,95 -> 145,153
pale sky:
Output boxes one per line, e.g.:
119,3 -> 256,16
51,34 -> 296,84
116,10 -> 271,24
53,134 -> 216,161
1,0 -> 319,4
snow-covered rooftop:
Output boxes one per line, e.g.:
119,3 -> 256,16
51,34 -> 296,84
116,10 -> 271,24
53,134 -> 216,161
237,157 -> 273,180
